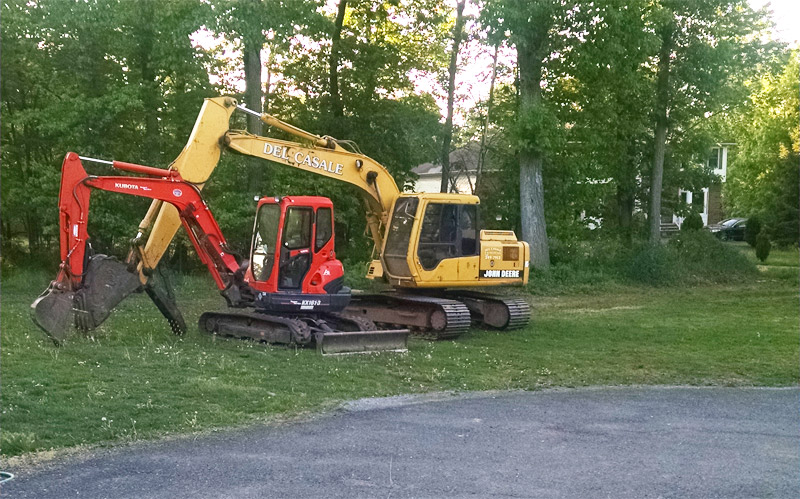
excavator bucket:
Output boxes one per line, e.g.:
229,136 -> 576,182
143,263 -> 187,335
314,329 -> 409,355
31,281 -> 75,344
72,255 -> 143,332
31,254 -> 186,343
31,255 -> 142,343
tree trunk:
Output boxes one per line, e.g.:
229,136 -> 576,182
243,36 -> 263,135
476,43 -> 500,195
329,0 -> 347,120
649,27 -> 673,243
516,31 -> 550,269
439,0 -> 466,193
264,45 -> 273,113
243,23 -> 264,189
616,182 -> 635,244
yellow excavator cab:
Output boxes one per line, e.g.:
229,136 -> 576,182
377,193 -> 529,288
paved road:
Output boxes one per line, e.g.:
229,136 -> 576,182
4,387 -> 798,498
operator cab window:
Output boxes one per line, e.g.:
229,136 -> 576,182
315,207 -> 333,252
251,204 -> 281,281
384,197 -> 419,277
417,203 -> 479,271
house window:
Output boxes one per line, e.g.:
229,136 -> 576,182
708,148 -> 720,170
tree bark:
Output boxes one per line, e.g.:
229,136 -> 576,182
516,28 -> 550,269
243,35 -> 263,136
241,3 -> 264,190
439,0 -> 466,193
329,0 -> 347,120
616,182 -> 635,243
649,27 -> 673,243
476,43 -> 499,195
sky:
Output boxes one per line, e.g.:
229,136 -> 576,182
749,0 -> 800,45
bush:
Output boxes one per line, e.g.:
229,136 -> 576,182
669,230 -> 758,283
529,230 -> 759,292
755,230 -> 771,262
626,244 -> 680,286
681,211 -> 704,231
745,216 -> 762,247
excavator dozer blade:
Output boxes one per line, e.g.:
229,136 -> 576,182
31,282 -> 75,344
72,255 -> 143,332
314,329 -> 409,355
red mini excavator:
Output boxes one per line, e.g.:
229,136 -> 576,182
31,152 -> 408,354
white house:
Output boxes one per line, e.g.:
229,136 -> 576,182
413,143 -> 489,194
673,143 -> 733,228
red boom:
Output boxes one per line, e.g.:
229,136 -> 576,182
58,152 -> 240,290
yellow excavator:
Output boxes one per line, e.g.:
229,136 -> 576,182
55,96 -> 531,339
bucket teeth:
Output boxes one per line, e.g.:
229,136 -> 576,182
144,264 -> 187,336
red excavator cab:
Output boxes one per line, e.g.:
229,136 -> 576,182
244,196 -> 349,312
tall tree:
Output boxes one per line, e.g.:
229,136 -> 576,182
476,42 -> 500,194
648,22 -> 672,242
329,0 -> 348,120
643,0 -> 766,243
439,0 -> 467,193
562,0 -> 656,243
482,0 -> 563,269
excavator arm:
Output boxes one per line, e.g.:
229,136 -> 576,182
31,153 -> 251,343
222,125 -> 400,251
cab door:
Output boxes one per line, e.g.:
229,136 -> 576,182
278,206 -> 313,290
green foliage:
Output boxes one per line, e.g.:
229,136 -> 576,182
681,212 -> 703,232
538,230 -> 758,289
626,244 -> 680,286
669,230 -> 757,284
1,0 -> 216,266
726,51 -> 799,247
745,216 -> 762,247
756,230 -> 771,263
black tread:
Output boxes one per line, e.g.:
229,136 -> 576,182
444,290 -> 531,330
198,311 -> 311,345
348,294 -> 471,340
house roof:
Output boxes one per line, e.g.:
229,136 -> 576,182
413,142 -> 491,176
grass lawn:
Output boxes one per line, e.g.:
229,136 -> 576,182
1,244 -> 797,458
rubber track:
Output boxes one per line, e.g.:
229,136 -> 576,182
198,311 -> 311,345
372,294 -> 471,340
326,312 -> 378,332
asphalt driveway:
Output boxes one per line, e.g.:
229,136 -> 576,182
4,386 -> 798,498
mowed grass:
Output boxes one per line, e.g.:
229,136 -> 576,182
1,245 -> 797,458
